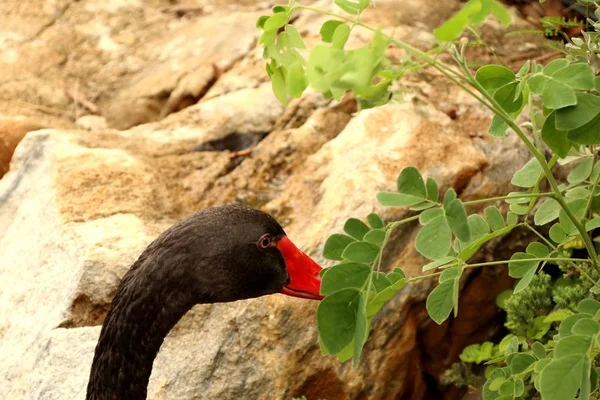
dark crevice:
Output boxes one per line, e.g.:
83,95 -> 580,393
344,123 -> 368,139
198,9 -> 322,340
57,293 -> 110,328
159,64 -> 222,119
192,131 -> 268,153
192,131 -> 270,171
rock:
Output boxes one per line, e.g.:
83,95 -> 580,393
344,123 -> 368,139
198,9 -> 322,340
0,118 -> 46,178
75,115 -> 108,131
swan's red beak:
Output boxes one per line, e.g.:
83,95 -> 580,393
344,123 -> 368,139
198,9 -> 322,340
277,237 -> 324,300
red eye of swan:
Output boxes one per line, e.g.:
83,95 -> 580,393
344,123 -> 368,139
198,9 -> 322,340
258,234 -> 272,249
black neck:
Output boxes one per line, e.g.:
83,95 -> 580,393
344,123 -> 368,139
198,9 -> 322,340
85,270 -> 197,400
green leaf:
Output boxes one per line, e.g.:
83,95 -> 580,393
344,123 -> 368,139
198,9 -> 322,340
544,309 -> 574,323
272,5 -> 288,13
419,208 -> 444,225
426,177 -> 439,202
476,64 -> 516,92
433,0 -> 483,41
367,213 -> 384,229
510,353 -> 536,374
581,357 -> 592,400
555,93 -> 600,131
566,187 -> 590,199
334,0 -> 364,14
552,62 -> 595,90
527,74 -> 547,95
508,252 -> 538,279
558,198 -> 587,234
514,266 -> 537,293
555,335 -> 592,358
286,60 -> 307,98
488,115 -> 509,137
317,288 -> 361,354
567,113 -> 600,145
331,23 -> 351,49
568,157 -> 594,184
467,214 -> 490,241
577,299 -> 600,315
284,25 -> 305,49
586,217 -> 600,231
493,82 -> 523,113
560,314 -> 592,337
306,44 -> 343,93
320,20 -> 344,42
509,204 -> 529,215
443,188 -> 457,207
459,224 -> 515,261
535,358 -> 551,373
342,241 -> 380,263
366,285 -> 401,317
512,157 -> 543,188
516,60 -> 530,77
410,202 -> 435,211
542,112 -> 571,158
264,12 -> 288,32
323,234 -> 356,260
256,15 -> 269,29
269,66 -> 288,105
506,192 -> 531,204
415,215 -> 452,260
506,212 -> 518,225
344,218 -> 370,240
397,167 -> 427,200
377,192 -> 423,207
445,199 -> 471,242
363,229 -> 385,244
534,198 -> 561,225
533,342 -> 546,360
334,339 -> 353,362
440,267 -> 459,283
426,279 -> 455,324
460,342 -> 495,363
368,273 -> 390,293
422,256 -> 456,272
549,223 -> 567,243
320,263 -> 371,295
353,292 -> 368,368
526,242 -> 549,258
485,206 -> 505,231
540,355 -> 585,400
543,79 -> 577,109
488,0 -> 511,25
572,319 -> 600,337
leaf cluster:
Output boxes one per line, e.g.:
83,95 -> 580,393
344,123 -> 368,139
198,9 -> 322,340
479,299 -> 600,400
258,1 -> 600,397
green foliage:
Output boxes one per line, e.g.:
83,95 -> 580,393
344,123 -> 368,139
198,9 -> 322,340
479,299 -> 600,400
258,1 -> 600,397
434,0 -> 511,41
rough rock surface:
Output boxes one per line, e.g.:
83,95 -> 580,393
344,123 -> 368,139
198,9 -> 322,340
0,0 -> 550,399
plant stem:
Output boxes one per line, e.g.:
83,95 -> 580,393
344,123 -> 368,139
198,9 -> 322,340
586,150 -> 599,218
465,257 -> 590,269
523,223 -> 557,250
406,271 -> 441,283
462,192 -> 555,206
386,214 -> 420,230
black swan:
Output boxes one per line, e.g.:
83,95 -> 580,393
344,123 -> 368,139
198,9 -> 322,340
85,205 -> 323,400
